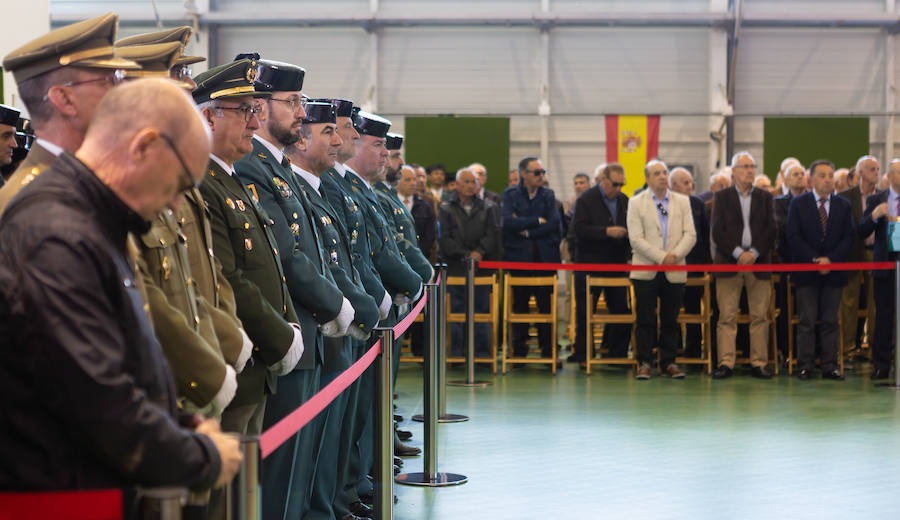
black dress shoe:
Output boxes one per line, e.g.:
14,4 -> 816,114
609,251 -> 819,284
395,442 -> 421,457
393,414 -> 403,422
394,456 -> 403,467
751,366 -> 772,379
566,352 -> 578,362
822,369 -> 845,381
712,365 -> 733,379
349,501 -> 374,518
798,369 -> 811,380
396,428 -> 412,441
873,367 -> 891,380
358,492 -> 373,506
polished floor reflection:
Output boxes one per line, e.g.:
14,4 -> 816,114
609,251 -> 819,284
392,361 -> 900,519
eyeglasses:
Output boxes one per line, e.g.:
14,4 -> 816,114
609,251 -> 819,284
527,168 -> 546,176
214,104 -> 261,123
171,65 -> 193,82
159,133 -> 199,194
734,164 -> 757,170
611,181 -> 625,188
269,96 -> 306,112
656,202 -> 668,216
42,69 -> 126,101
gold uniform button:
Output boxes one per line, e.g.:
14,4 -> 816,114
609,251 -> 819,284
293,212 -> 299,219
190,381 -> 198,389
282,276 -> 286,283
283,305 -> 287,313
143,303 -> 150,313
244,222 -> 250,229
254,346 -> 260,352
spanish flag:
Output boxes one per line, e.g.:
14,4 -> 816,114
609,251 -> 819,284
604,115 -> 660,197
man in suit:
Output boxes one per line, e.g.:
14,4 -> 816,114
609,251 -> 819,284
840,155 -> 880,361
470,162 -> 502,206
859,158 -> 900,379
786,159 -> 854,380
285,101 -> 380,520
562,172 -> 591,263
712,152 -> 776,379
628,160 -> 697,379
773,161 -> 807,359
502,155 -> 562,361
572,163 -> 632,367
397,165 -> 435,357
669,167 -> 710,358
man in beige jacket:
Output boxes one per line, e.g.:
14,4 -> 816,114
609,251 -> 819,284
627,159 -> 696,380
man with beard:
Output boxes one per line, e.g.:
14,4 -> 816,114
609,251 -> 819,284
232,56 -> 355,520
0,105 -> 21,184
285,101 -> 380,520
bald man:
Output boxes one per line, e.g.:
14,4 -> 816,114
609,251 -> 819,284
0,78 -> 241,494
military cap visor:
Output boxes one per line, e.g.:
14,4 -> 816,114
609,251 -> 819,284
192,59 -> 272,104
0,104 -> 21,127
385,132 -> 404,150
2,12 -> 140,83
302,102 -> 336,125
354,111 -> 392,138
116,27 -> 206,66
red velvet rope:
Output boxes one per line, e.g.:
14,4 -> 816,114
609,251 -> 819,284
0,489 -> 123,520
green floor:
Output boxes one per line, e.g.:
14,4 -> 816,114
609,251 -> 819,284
392,358 -> 900,519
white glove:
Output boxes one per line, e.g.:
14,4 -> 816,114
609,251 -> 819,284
235,328 -> 253,374
393,293 -> 409,306
320,297 -> 355,338
378,291 -> 392,320
271,323 -> 305,376
210,364 -> 237,415
348,323 -> 370,341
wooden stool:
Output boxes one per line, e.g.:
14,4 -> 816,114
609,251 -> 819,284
501,272 -> 559,374
446,273 -> 501,374
584,276 -> 637,375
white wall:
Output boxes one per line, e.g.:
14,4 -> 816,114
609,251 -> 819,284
1,1 -> 50,112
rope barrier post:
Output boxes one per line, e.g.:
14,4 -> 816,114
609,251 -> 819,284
414,265 -> 468,423
373,327 -> 395,520
231,435 -> 260,520
397,282 -> 467,488
449,257 -> 491,387
138,487 -> 186,520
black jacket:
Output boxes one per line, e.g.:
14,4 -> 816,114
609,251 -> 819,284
686,194 -> 711,265
410,194 -> 436,262
438,192 -> 500,276
0,153 -> 220,492
572,185 -> 631,271
786,192 -> 854,287
774,192 -> 794,263
859,189 -> 894,279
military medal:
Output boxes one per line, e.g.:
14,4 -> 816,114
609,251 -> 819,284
330,250 -> 338,263
245,238 -> 253,250
291,223 -> 300,236
351,229 -> 358,244
162,256 -> 170,280
236,200 -> 246,211
226,198 -> 235,210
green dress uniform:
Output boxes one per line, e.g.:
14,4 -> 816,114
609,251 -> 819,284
374,180 -> 435,284
179,188 -> 250,369
136,209 -> 233,416
236,136 -> 344,520
200,159 -> 298,425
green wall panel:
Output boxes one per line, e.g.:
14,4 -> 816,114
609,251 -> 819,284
763,117 -> 869,177
405,116 -> 510,195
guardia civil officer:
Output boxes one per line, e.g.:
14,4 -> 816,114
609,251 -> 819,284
232,55 -> 356,520
285,101 -> 380,520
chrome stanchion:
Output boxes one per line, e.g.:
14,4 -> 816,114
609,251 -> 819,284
397,283 -> 467,488
449,257 -> 492,387
374,327 -> 395,519
139,487 -> 186,520
877,259 -> 900,389
232,436 -> 260,520
413,264 -> 468,423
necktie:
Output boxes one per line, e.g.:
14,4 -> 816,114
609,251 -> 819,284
818,198 -> 828,235
281,156 -> 291,170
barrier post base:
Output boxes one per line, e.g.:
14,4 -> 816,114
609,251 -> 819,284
411,413 -> 469,423
395,472 -> 468,487
446,380 -> 492,387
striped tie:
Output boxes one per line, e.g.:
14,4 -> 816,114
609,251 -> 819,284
818,198 -> 827,235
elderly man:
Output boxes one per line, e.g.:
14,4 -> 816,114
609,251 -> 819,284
858,159 -> 900,379
786,159 -> 854,380
470,161 -> 502,205
712,152 -> 776,379
754,174 -> 773,191
0,13 -> 138,212
503,155 -> 562,362
834,168 -> 850,192
439,167 -> 501,358
572,163 -> 632,367
628,160 -> 696,379
508,168 -> 520,188
775,162 -> 808,263
670,167 -> 710,358
0,78 -> 242,495
840,155 -> 880,361
776,156 -> 801,195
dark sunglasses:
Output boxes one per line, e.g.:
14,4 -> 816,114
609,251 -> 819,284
656,202 -> 668,217
528,168 -> 546,176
